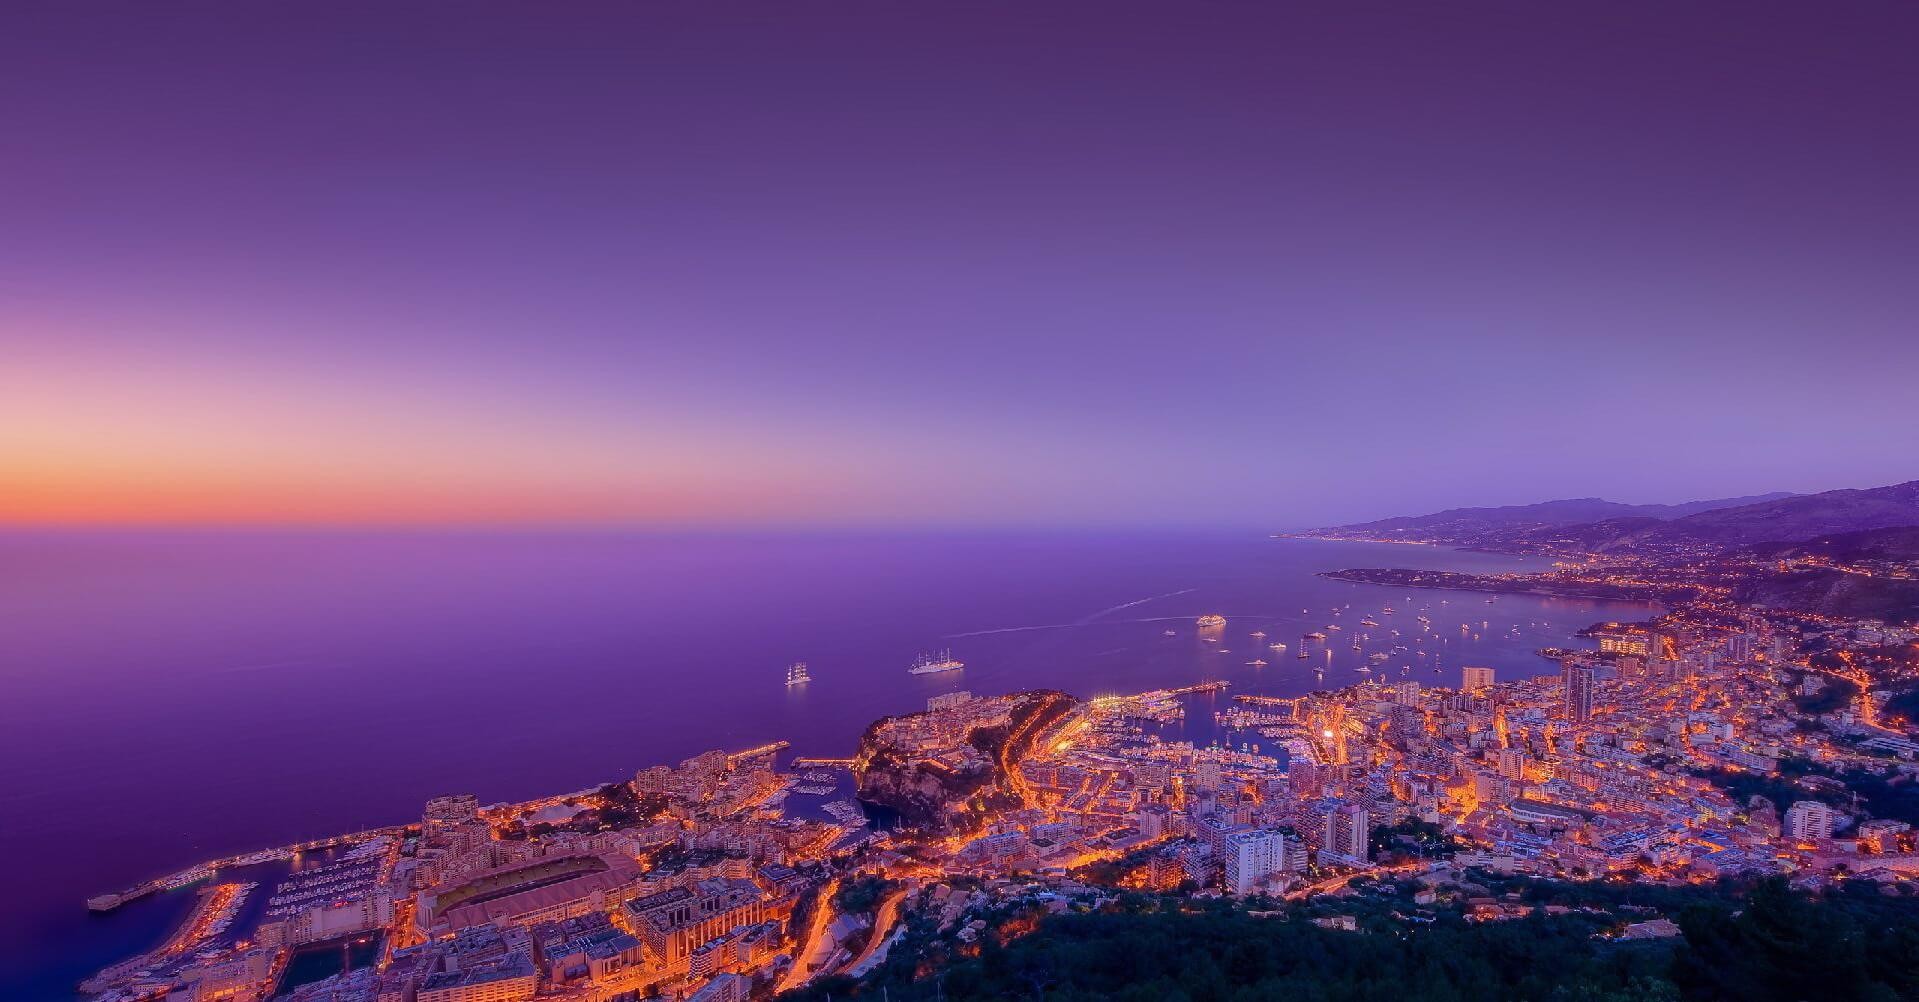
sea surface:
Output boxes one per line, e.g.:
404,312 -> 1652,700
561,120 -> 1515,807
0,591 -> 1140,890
0,530 -> 1658,998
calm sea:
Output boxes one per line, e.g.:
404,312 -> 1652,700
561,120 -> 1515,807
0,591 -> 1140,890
0,530 -> 1655,997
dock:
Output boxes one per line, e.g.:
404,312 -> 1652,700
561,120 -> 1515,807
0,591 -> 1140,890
86,825 -> 407,912
726,740 -> 791,766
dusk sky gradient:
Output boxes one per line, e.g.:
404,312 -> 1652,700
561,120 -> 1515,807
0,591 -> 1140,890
4,1 -> 1917,528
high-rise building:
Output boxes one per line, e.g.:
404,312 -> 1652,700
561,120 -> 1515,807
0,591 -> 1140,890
927,691 -> 974,713
1288,762 -> 1321,798
423,794 -> 480,831
1496,747 -> 1530,781
1223,828 -> 1288,895
1596,626 -> 1657,657
1323,804 -> 1370,865
1196,813 -> 1239,855
1132,760 -> 1171,793
1461,666 -> 1495,692
1134,803 -> 1171,840
1560,660 -> 1594,722
1784,800 -> 1836,842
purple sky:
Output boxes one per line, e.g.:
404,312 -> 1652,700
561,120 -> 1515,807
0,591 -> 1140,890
3,1 -> 1916,527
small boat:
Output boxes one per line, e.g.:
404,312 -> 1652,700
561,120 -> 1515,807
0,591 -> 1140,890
1250,630 -> 1267,639
1246,659 -> 1267,667
1163,629 -> 1178,637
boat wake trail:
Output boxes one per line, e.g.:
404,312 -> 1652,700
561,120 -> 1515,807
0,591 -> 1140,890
1079,588 -> 1195,623
213,659 -> 330,675
945,623 -> 1083,638
944,589 -> 1197,638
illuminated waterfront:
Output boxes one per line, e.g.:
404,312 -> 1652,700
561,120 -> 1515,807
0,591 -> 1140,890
0,531 -> 1644,997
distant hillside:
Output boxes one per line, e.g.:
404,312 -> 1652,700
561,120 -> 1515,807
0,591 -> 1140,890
1312,480 -> 1919,555
1746,525 -> 1919,562
1653,481 -> 1919,548
1561,481 -> 1919,552
1311,492 -> 1792,544
1731,568 -> 1919,624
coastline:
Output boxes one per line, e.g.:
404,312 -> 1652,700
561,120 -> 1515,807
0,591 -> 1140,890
13,532 -> 1639,998
1318,567 -> 1683,606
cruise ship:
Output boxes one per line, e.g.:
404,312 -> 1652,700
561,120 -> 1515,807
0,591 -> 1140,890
908,650 -> 965,675
786,662 -> 811,686
1196,614 -> 1227,628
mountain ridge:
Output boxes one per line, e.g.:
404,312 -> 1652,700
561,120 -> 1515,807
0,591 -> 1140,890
1307,480 -> 1919,553
1309,492 -> 1793,546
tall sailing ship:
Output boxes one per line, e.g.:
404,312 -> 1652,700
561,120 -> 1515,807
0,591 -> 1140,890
785,662 -> 811,686
908,649 -> 965,675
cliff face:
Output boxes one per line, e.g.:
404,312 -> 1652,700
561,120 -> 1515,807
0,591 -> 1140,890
855,747 -> 995,832
854,690 -> 1075,834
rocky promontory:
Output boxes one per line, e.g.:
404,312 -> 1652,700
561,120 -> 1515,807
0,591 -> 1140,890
853,689 -> 1075,834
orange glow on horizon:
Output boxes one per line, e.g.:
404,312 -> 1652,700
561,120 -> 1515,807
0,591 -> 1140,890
0,341 -> 925,527
0,465 -> 826,527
